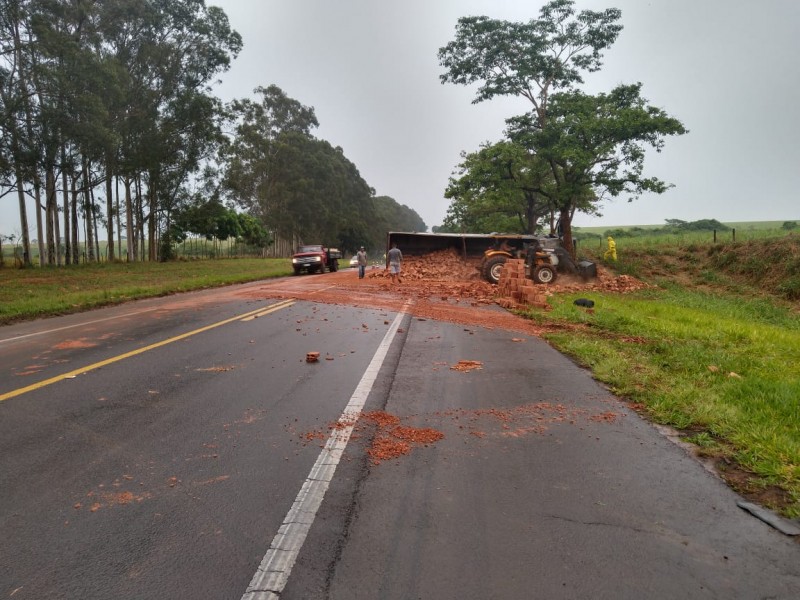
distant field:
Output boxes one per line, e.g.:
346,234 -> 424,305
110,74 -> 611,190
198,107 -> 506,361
572,220 -> 798,251
575,220 -> 794,234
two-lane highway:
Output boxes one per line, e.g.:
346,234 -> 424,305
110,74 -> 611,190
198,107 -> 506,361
0,282 -> 409,599
1,275 -> 798,599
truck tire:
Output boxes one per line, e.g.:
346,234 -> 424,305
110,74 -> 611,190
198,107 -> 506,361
482,255 -> 508,284
293,268 -> 302,276
533,265 -> 557,284
329,260 -> 338,273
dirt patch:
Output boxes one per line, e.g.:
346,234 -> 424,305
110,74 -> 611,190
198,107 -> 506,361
238,249 -> 641,336
716,460 -> 797,516
53,338 -> 97,350
298,411 -> 445,465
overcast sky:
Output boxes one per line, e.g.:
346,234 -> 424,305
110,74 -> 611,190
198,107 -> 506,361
2,0 -> 798,236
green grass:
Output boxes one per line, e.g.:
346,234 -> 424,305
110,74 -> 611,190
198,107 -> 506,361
524,287 -> 800,516
0,258 -> 292,324
576,228 -> 795,250
576,220 -> 793,234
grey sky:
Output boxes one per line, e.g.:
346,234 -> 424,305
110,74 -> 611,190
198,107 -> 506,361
2,0 -> 798,236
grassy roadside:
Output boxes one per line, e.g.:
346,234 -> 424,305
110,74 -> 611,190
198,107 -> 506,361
0,258 -> 292,325
524,286 -> 800,518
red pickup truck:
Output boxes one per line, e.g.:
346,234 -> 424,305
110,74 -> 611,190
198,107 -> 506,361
291,245 -> 342,275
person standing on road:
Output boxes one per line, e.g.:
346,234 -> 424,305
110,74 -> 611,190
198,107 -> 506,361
385,243 -> 403,284
356,246 -> 368,279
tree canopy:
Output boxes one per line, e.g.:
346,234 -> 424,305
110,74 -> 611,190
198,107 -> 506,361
1,5 -> 425,265
221,84 -> 424,254
442,141 -> 552,234
439,0 -> 686,254
0,0 -> 242,265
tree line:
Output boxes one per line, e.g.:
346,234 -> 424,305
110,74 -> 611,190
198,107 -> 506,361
0,0 -> 424,267
436,0 -> 687,255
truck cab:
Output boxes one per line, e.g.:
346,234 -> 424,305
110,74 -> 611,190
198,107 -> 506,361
291,245 -> 342,275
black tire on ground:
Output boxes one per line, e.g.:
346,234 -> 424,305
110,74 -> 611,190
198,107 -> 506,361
329,260 -> 338,272
293,268 -> 302,276
533,265 -> 557,284
482,255 -> 508,284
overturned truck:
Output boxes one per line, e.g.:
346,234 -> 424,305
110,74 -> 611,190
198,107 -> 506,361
386,232 -> 596,285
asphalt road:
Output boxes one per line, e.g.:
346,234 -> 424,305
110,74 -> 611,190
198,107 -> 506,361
1,277 -> 798,599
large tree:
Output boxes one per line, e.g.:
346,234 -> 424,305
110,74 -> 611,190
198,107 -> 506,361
224,85 -> 381,247
438,0 -> 688,252
223,84 -> 319,236
443,140 -> 553,234
506,84 -> 686,250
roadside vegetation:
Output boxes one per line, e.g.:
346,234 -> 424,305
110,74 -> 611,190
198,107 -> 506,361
524,234 -> 800,517
0,259 -> 291,325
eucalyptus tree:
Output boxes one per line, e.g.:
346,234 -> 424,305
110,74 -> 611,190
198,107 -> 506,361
0,0 -> 40,265
223,85 -> 396,249
262,132 -> 373,244
99,0 -> 240,261
361,195 -> 426,250
223,84 -> 319,241
26,0 -> 121,264
0,0 -> 239,265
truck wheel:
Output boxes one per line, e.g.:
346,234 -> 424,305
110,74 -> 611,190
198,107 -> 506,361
329,260 -> 338,273
293,268 -> 301,276
533,265 -> 557,284
482,256 -> 508,284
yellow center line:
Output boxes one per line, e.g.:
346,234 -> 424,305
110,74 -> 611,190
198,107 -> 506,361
0,299 -> 296,403
240,302 -> 296,322
309,285 -> 336,295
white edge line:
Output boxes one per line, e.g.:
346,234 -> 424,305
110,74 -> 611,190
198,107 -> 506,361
241,302 -> 411,599
0,307 -> 161,344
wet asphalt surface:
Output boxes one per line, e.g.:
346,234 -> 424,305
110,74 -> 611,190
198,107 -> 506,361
0,278 -> 798,599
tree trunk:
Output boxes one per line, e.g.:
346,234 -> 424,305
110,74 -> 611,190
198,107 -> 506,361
560,207 -> 575,259
11,17 -> 34,266
54,184 -> 61,266
125,176 -> 134,262
148,185 -> 157,261
115,176 -> 122,260
45,167 -> 57,265
105,161 -> 115,262
134,175 -> 143,261
90,185 -> 101,261
82,161 -> 95,262
71,174 -> 79,264
62,149 -> 71,265
13,156 -> 32,267
33,179 -> 45,266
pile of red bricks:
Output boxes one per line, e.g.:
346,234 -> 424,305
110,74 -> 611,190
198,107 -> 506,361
495,259 -> 550,310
